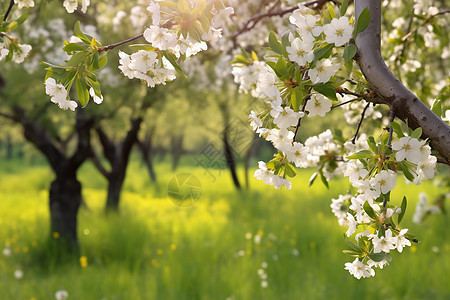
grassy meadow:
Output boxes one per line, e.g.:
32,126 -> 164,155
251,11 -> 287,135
0,156 -> 449,300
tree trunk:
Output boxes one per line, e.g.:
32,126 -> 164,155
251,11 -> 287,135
223,129 -> 241,190
171,135 -> 183,171
105,171 -> 126,211
49,176 -> 81,253
244,134 -> 257,189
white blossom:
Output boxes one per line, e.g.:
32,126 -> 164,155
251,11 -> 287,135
305,93 -> 332,117
285,142 -> 309,168
271,106 -> 303,129
14,0 -> 34,9
344,258 -> 375,279
323,17 -> 353,46
308,59 -> 340,84
371,229 -> 396,253
286,36 -> 314,66
370,170 -> 397,195
392,137 -> 423,164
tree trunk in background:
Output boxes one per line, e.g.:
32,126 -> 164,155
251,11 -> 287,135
10,106 -> 94,250
49,176 -> 82,252
137,132 -> 157,182
171,135 -> 183,171
223,129 -> 241,190
105,170 -> 126,211
6,134 -> 12,159
95,117 -> 143,212
244,134 -> 257,189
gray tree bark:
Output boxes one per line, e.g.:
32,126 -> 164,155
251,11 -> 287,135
355,0 -> 450,163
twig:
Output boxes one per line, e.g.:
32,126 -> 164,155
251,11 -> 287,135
351,102 -> 371,144
293,92 -> 312,141
231,0 -> 327,44
97,34 -> 143,53
331,97 -> 361,109
401,9 -> 450,42
3,0 -> 14,22
387,110 -> 396,147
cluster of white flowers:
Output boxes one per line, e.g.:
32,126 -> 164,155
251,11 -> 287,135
392,136 -> 437,183
230,5 -> 358,189
118,1 -> 234,86
412,193 -> 442,224
118,50 -> 177,88
14,0 -> 34,9
332,134 -> 437,278
0,37 -> 32,64
63,0 -> 90,14
44,78 -> 78,111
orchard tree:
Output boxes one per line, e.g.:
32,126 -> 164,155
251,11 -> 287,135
1,0 -> 449,278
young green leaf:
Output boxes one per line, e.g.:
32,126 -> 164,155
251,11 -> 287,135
410,127 -> 423,139
76,77 -> 89,107
346,150 -> 373,159
398,196 -> 407,225
354,7 -> 371,38
343,44 -> 357,63
268,32 -> 283,55
391,121 -> 404,138
162,50 -> 187,79
339,0 -> 349,17
431,99 -> 442,117
309,172 -> 318,187
313,83 -> 338,101
344,237 -> 362,252
363,201 -> 377,219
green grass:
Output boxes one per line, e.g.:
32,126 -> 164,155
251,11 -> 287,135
0,157 -> 449,300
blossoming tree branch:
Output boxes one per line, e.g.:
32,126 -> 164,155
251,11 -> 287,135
1,0 -> 449,279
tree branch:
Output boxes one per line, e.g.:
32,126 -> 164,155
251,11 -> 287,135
90,147 -> 111,179
232,0 -> 328,44
355,0 -> 450,163
3,0 -> 14,22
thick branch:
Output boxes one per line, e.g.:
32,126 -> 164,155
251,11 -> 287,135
355,0 -> 450,163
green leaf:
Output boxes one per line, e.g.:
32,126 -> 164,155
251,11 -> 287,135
320,171 -> 329,188
363,201 -> 377,219
162,50 -> 187,79
291,86 -> 305,112
343,44 -> 357,63
368,251 -> 391,262
339,0 -> 349,17
98,54 -> 108,69
128,44 -> 157,52
397,161 -> 416,182
92,51 -> 99,70
15,14 -> 29,24
410,127 -> 422,139
284,163 -> 297,178
344,237 -> 362,252
313,43 -> 334,62
431,99 -> 442,117
268,32 -> 283,55
391,121 -> 404,138
354,7 -> 371,38
73,21 -> 91,45
327,4 -> 336,20
309,172 -> 318,187
398,196 -> 407,225
367,136 -> 377,153
63,43 -> 87,53
346,150 -> 373,159
342,250 -> 361,257
66,52 -> 87,67
76,77 -> 89,107
313,83 -> 338,101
